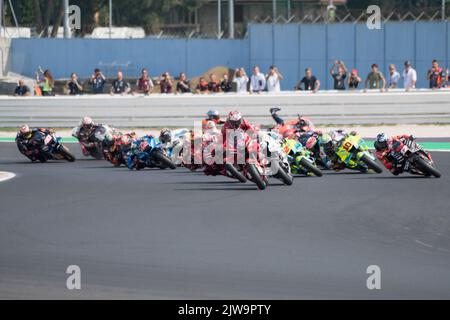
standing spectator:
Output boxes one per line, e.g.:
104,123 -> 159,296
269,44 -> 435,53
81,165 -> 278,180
207,74 -> 221,93
348,69 -> 361,90
388,64 -> 401,89
196,77 -> 209,94
329,60 -> 347,90
250,66 -> 266,93
266,65 -> 283,92
111,70 -> 131,95
90,68 -> 106,94
403,60 -> 417,91
364,64 -> 386,92
295,68 -> 320,93
14,80 -> 31,96
427,60 -> 445,89
159,72 -> 173,94
136,68 -> 154,94
67,73 -> 83,95
176,72 -> 191,93
233,67 -> 249,93
36,67 -> 54,96
220,73 -> 232,93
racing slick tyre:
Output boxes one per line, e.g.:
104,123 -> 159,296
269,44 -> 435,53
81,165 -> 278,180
299,158 -> 323,177
276,165 -> 294,185
247,164 -> 266,190
59,145 -> 76,162
415,158 -> 441,178
224,163 -> 247,183
360,154 -> 383,174
153,150 -> 176,170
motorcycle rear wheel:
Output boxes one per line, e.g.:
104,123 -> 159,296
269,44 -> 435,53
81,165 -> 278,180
415,158 -> 441,178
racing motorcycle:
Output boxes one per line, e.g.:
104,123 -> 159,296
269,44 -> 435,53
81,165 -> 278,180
259,131 -> 294,185
103,132 -> 136,167
390,140 -> 441,178
223,130 -> 267,190
72,124 -> 116,160
127,135 -> 176,170
335,134 -> 383,173
281,138 -> 323,177
297,131 -> 331,169
28,130 -> 75,162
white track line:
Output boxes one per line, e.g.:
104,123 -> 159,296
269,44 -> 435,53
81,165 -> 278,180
0,171 -> 16,182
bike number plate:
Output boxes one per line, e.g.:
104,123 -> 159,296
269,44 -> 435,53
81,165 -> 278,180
44,135 -> 52,145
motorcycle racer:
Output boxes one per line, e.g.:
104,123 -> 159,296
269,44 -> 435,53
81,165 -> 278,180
202,109 -> 225,130
15,124 -> 54,161
71,116 -> 100,156
374,133 -> 416,175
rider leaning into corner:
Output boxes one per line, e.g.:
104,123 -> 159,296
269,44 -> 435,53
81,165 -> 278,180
374,133 -> 416,175
15,124 -> 54,161
72,116 -> 100,156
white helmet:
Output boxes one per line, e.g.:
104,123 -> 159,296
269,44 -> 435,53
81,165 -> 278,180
81,116 -> 93,127
19,124 -> 30,134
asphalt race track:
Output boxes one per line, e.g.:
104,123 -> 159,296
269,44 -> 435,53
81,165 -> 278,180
0,142 -> 449,299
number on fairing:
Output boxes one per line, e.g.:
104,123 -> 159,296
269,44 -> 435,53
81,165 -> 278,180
44,135 -> 53,145
342,141 -> 353,152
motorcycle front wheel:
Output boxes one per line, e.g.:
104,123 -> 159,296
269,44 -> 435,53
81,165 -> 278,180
58,145 -> 76,162
276,164 -> 294,185
415,158 -> 441,178
360,154 -> 383,174
224,163 -> 247,183
153,150 -> 176,170
299,158 -> 323,177
247,164 -> 266,190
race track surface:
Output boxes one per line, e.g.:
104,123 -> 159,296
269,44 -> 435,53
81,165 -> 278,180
0,142 -> 449,299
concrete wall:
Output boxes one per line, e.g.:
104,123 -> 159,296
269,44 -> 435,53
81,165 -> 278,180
7,22 -> 450,89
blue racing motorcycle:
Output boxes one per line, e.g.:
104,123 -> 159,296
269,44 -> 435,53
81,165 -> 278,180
126,135 -> 176,170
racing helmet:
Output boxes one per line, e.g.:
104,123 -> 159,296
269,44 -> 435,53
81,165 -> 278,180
228,111 -> 242,129
19,124 -> 32,139
81,116 -> 94,129
206,109 -> 220,120
375,133 -> 388,150
159,128 -> 172,144
297,116 -> 314,132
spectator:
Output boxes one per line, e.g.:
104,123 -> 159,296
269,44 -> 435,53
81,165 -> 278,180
136,68 -> 154,94
295,68 -> 320,93
364,64 -> 386,92
266,65 -> 283,92
176,72 -> 191,93
160,72 -> 173,94
388,64 -> 400,89
233,67 -> 249,93
110,70 -> 131,95
403,60 -> 417,91
348,69 -> 361,90
220,73 -> 232,93
196,77 -> 209,94
36,67 -> 54,96
250,66 -> 266,93
14,80 -> 31,96
207,74 -> 221,93
330,60 -> 347,90
66,73 -> 83,95
427,60 -> 445,89
89,68 -> 106,94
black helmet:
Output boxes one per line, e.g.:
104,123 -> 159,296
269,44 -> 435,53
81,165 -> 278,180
159,128 -> 172,144
375,133 -> 388,150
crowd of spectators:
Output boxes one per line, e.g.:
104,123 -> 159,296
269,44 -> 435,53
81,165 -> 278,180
13,59 -> 450,96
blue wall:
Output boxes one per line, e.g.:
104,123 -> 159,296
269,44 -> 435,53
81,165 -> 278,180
9,22 -> 450,89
